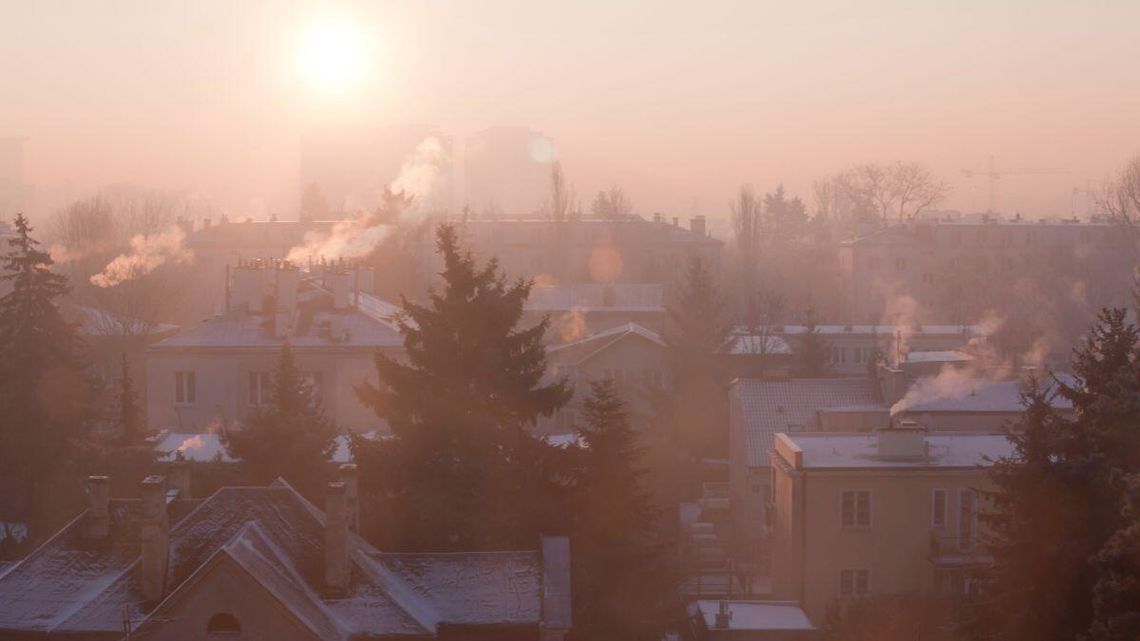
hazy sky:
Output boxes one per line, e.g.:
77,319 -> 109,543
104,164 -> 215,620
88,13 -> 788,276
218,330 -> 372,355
3,0 -> 1139,222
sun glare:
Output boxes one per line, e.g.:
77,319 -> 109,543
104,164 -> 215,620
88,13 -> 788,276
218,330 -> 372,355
295,20 -> 368,92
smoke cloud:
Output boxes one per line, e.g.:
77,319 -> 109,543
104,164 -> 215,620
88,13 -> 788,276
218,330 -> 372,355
287,137 -> 446,264
90,226 -> 191,288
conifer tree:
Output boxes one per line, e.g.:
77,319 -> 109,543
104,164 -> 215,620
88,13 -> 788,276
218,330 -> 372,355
794,307 -> 832,377
355,223 -> 571,551
657,256 -> 732,460
976,308 -> 1140,641
225,341 -> 336,497
569,380 -> 679,641
115,353 -> 143,444
0,214 -> 90,545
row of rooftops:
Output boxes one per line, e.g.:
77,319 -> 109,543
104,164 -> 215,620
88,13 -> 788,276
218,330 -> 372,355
0,468 -> 572,639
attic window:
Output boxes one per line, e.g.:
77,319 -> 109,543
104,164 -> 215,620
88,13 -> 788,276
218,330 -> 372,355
207,613 -> 241,636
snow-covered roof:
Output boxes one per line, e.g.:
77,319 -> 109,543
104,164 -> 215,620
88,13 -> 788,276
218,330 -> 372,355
547,322 -> 666,365
690,600 -> 815,631
732,378 -> 886,468
151,288 -> 403,350
0,482 -> 567,638
779,432 -> 1013,469
905,350 -> 975,363
771,324 -> 985,337
153,432 -> 368,464
897,376 -> 1075,414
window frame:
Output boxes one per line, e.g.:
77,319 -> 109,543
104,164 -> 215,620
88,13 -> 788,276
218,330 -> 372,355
174,371 -> 196,406
840,489 -> 872,529
839,568 -> 871,597
932,488 -> 948,530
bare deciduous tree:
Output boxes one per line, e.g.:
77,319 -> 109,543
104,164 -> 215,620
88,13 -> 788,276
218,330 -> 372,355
1097,155 -> 1140,228
589,185 -> 633,219
731,185 -> 762,322
546,161 -> 576,222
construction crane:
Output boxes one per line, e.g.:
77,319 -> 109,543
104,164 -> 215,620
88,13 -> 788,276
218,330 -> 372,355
961,155 -> 1068,214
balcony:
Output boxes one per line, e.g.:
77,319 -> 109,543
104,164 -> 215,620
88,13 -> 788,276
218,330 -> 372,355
928,533 -> 992,567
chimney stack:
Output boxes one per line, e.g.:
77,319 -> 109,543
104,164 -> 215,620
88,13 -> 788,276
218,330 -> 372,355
168,458 -> 191,499
715,601 -> 733,628
330,270 -> 351,310
140,475 -> 170,602
690,215 -> 707,236
339,464 -> 359,533
325,482 -> 350,593
84,476 -> 110,539
232,262 -> 265,314
276,261 -> 300,316
876,420 -> 927,460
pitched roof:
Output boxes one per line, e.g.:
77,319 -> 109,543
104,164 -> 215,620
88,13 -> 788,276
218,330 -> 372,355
897,376 -> 1075,414
547,322 -> 665,365
0,483 -> 559,639
732,378 -> 886,468
151,287 -> 402,350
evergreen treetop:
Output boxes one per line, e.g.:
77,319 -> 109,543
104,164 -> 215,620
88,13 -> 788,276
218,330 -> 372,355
224,340 -> 336,496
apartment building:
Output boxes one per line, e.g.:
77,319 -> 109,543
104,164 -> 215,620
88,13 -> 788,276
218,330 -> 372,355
768,425 -> 1011,623
768,324 -> 986,376
526,283 -> 667,340
838,215 -> 1133,324
541,322 -> 671,433
454,215 -> 723,285
146,261 -> 402,434
728,378 -> 887,564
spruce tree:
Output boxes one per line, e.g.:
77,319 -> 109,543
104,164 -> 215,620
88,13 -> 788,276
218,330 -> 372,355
355,223 -> 571,551
570,380 -> 679,641
658,255 -> 732,459
794,307 -> 832,377
225,341 -> 336,497
976,308 -> 1140,641
0,214 -> 90,546
115,353 -> 143,444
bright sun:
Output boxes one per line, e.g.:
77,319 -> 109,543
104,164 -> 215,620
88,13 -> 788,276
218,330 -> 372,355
295,20 -> 368,92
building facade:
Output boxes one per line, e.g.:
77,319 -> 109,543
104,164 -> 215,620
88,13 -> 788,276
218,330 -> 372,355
768,427 -> 1010,623
838,215 -> 1133,325
146,262 -> 401,434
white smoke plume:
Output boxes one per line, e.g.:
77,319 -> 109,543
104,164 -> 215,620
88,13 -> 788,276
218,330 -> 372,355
890,363 -> 979,416
90,226 -> 191,288
287,137 -> 446,264
391,137 -> 447,201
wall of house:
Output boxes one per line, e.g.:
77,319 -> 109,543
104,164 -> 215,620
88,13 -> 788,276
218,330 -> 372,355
770,462 -> 993,623
145,347 -> 394,433
728,391 -> 770,562
135,558 -> 322,641
783,333 -> 972,376
540,335 -> 670,433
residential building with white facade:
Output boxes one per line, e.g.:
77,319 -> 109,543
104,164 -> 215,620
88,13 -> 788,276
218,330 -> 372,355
146,261 -> 401,434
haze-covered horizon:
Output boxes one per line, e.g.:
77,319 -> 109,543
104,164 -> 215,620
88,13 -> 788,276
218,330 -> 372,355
3,0 -> 1139,221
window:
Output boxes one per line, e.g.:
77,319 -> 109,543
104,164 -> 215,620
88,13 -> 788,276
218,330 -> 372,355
839,569 -> 870,597
207,612 -> 241,635
841,490 -> 872,528
175,371 -> 196,405
932,489 -> 948,529
248,371 -> 270,407
894,257 -> 907,271
921,272 -> 935,285
959,489 -> 977,549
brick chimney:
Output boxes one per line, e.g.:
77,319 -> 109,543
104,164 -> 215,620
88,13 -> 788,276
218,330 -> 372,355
168,458 -> 191,499
84,476 -> 110,539
338,464 -> 359,533
325,481 -> 350,592
140,475 -> 169,602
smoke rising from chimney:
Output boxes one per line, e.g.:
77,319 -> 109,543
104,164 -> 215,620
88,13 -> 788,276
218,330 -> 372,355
90,226 -> 191,288
286,137 -> 445,264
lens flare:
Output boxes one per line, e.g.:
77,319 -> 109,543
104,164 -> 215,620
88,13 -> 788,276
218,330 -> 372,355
295,19 -> 368,92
